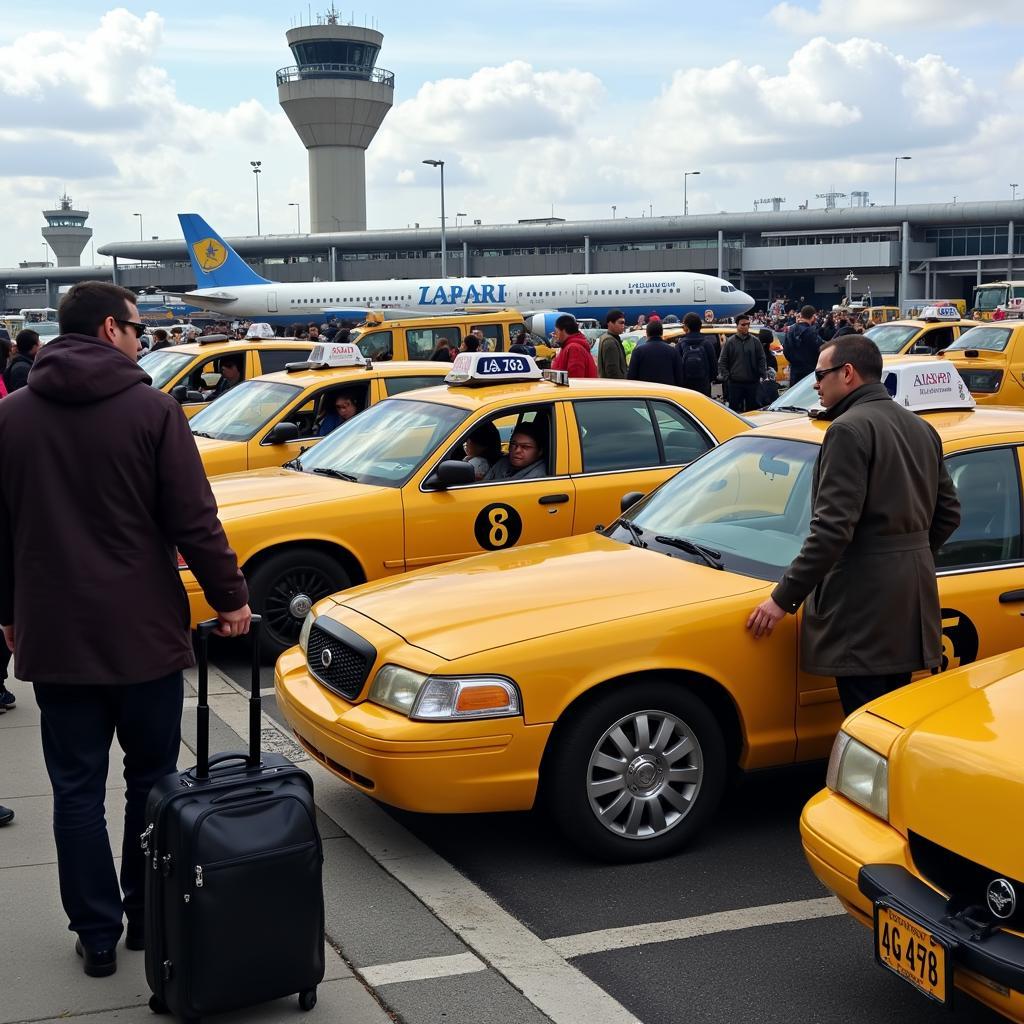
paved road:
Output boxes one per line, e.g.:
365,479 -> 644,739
211,638 -> 1003,1024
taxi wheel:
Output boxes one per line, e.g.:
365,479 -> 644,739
249,549 -> 351,658
544,683 -> 726,863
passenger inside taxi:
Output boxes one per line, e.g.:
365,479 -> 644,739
462,421 -> 502,480
317,389 -> 363,437
484,421 -> 547,481
205,355 -> 244,400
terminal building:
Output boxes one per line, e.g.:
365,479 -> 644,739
3,199 -> 1020,315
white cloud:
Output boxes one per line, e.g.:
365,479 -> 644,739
769,0 -> 1019,32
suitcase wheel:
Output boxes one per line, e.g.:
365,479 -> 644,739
147,994 -> 168,1015
299,988 -> 317,1012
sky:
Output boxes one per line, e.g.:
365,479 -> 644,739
0,0 -> 1022,269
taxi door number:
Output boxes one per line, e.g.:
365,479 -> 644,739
474,503 -> 523,550
874,904 -> 950,1004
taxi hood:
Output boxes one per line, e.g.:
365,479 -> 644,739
339,532 -> 768,660
210,467 -> 384,522
872,650 -> 1024,876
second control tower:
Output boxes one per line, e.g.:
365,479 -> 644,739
277,10 -> 394,233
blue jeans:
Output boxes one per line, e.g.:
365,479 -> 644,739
34,673 -> 184,949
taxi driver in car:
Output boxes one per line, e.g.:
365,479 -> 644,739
483,421 -> 546,481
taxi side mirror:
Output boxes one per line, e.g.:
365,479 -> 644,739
621,491 -> 645,513
911,342 -> 933,354
425,460 -> 477,490
170,384 -> 188,402
265,422 -> 300,445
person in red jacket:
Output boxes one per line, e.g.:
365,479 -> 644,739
550,314 -> 598,378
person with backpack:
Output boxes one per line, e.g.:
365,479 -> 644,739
675,313 -> 717,396
782,305 -> 822,386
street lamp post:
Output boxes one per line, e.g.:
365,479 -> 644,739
422,159 -> 447,278
288,202 -> 301,233
133,212 -> 143,241
893,156 -> 911,205
684,170 -> 701,215
1013,183 -> 1019,201
456,212 -> 467,229
611,205 -> 617,219
250,161 -> 262,234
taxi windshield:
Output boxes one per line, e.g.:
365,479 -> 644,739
297,398 -> 468,487
946,326 -> 1013,352
764,372 -> 818,413
140,349 -> 193,389
187,380 -> 301,442
616,435 -> 817,581
864,323 -> 918,353
973,286 -> 1008,312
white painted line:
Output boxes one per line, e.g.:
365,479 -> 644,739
202,668 -> 641,1024
548,897 -> 846,959
361,952 -> 487,987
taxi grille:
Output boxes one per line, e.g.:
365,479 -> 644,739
909,831 -> 1024,930
306,621 -> 376,701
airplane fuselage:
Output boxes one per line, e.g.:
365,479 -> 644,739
182,271 -> 754,325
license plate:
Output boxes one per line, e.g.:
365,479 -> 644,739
874,903 -> 951,1005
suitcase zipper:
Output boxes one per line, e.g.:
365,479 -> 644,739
192,840 -> 317,890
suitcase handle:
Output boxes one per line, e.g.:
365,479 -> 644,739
194,615 -> 263,780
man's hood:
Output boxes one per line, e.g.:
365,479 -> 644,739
28,333 -> 150,405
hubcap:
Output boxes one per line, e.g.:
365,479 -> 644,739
289,593 -> 313,619
586,709 -> 703,840
263,567 -> 336,642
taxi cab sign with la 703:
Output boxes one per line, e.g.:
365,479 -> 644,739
446,351 -> 543,386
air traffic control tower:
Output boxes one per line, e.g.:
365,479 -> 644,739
42,193 -> 92,267
277,10 -> 394,233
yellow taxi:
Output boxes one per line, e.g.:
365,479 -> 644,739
188,345 -> 450,476
276,360 -> 1024,862
349,308 -> 529,362
801,651 -> 1024,1021
942,306 -> 1024,405
865,305 -> 901,324
865,306 -> 981,359
181,353 -> 749,656
140,334 -> 314,418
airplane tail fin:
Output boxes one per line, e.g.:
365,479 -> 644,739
177,213 -> 271,289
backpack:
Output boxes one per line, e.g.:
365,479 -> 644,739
680,340 -> 710,388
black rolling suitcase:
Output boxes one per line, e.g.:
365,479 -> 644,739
142,617 -> 325,1023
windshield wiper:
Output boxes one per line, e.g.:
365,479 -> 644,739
191,430 -> 215,439
618,519 -> 648,548
653,535 -> 724,570
769,405 -> 807,414
311,467 -> 359,482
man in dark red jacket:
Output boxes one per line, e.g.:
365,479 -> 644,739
0,281 -> 251,978
551,314 -> 598,378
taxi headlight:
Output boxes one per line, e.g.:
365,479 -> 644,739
298,612 -> 314,655
368,666 -> 521,720
826,731 -> 889,821
368,665 -> 429,715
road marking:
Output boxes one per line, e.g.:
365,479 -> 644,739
361,952 -> 487,987
196,666 -> 641,1024
548,897 -> 846,959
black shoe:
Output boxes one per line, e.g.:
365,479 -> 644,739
0,805 -> 13,826
75,938 -> 117,977
125,922 -> 145,951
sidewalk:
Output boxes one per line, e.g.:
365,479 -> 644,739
0,675 -> 391,1024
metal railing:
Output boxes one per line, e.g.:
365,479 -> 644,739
276,64 -> 394,87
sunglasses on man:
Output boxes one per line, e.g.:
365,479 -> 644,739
116,319 -> 148,339
814,363 -> 848,382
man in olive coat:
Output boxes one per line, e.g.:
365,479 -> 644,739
746,335 -> 961,715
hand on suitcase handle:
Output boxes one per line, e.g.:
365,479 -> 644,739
198,613 -> 261,639
211,604 -> 254,638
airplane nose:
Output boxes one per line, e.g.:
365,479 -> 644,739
737,290 -> 755,312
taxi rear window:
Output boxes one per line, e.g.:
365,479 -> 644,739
947,326 -> 1013,352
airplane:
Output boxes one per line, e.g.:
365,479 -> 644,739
170,213 -> 755,327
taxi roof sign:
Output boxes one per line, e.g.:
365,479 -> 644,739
882,360 -> 975,412
244,322 -> 275,339
446,351 -> 542,387
917,305 -> 960,321
306,342 -> 367,369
